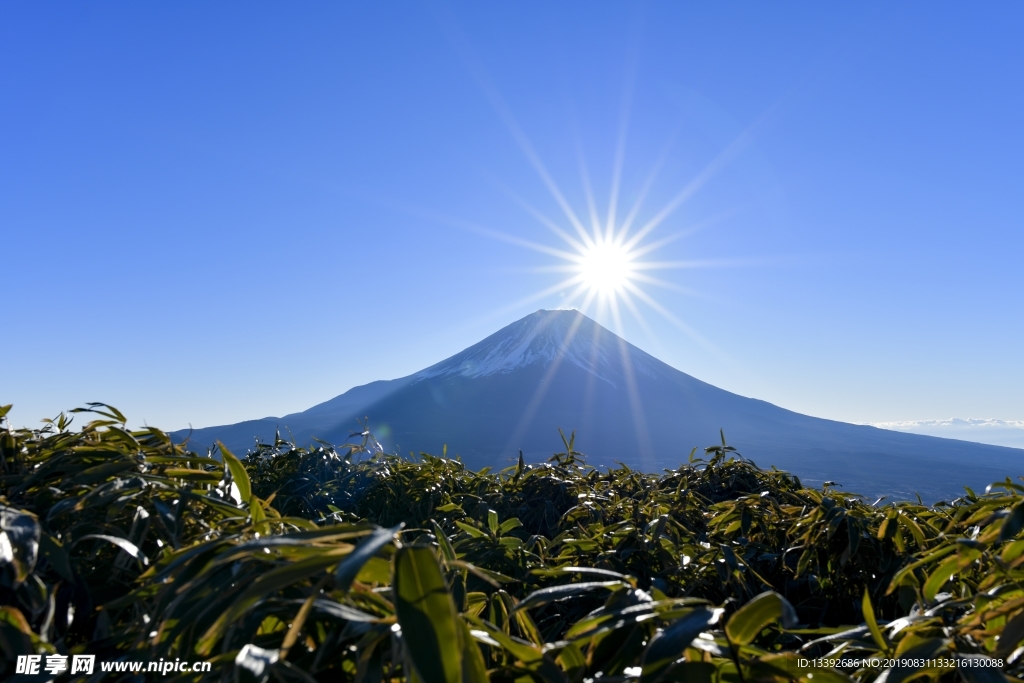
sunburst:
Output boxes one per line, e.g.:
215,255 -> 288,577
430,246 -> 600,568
485,177 -> 720,349
455,116 -> 749,347
416,26 -> 758,464
576,239 -> 635,296
425,10 -> 769,350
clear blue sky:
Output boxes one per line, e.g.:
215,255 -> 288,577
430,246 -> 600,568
3,3 -> 1022,440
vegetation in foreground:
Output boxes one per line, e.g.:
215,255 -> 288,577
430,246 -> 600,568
2,403 -> 1024,682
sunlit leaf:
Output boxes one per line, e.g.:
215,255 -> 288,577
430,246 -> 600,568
219,442 -> 252,504
725,591 -> 797,646
394,546 -> 463,683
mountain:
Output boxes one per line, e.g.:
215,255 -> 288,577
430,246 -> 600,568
174,309 -> 1022,501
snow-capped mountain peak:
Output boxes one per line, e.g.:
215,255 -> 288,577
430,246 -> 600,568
414,309 -> 657,386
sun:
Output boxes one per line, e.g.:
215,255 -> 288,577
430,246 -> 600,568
440,105 -> 737,341
578,241 -> 634,295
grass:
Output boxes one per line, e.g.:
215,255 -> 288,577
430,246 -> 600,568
2,402 -> 1023,682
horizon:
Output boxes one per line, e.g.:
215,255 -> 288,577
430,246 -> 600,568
3,3 -> 1023,450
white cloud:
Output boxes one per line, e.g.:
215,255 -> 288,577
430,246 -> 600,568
871,418 -> 1024,449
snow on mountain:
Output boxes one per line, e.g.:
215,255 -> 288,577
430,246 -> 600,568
414,309 -> 658,387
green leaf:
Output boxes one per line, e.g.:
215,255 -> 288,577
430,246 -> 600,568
556,641 -> 586,678
897,513 -> 927,547
994,610 -> 1024,657
219,442 -> 252,504
249,497 -> 266,524
922,556 -> 959,602
531,566 -> 629,580
197,547 -> 354,654
1000,539 -> 1024,562
886,544 -> 956,594
74,402 -> 127,423
640,607 -> 719,682
304,599 -> 380,623
455,521 -> 487,539
163,468 -> 223,482
394,546 -> 463,683
458,620 -> 489,683
335,525 -> 400,592
65,461 -> 136,487
498,518 -> 523,534
432,520 -> 457,562
446,560 -> 514,586
356,555 -> 393,585
465,616 -> 544,663
725,591 -> 797,646
514,581 -> 624,612
862,589 -> 888,651
999,501 -> 1024,542
39,533 -> 74,583
73,534 -> 147,566
0,606 -> 39,656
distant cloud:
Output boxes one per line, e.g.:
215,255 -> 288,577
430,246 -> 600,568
872,418 -> 1024,449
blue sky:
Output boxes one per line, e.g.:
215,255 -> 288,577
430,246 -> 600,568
3,3 -> 1022,444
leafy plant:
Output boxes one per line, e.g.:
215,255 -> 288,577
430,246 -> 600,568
1,403 -> 1022,681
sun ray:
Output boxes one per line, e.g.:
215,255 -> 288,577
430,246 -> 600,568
622,280 -> 730,362
437,10 -> 596,249
617,128 -> 679,239
608,290 -> 627,336
621,121 -> 761,253
607,15 -> 642,245
488,179 -> 593,253
629,271 -> 706,296
515,140 -> 595,250
578,311 -> 606,447
574,286 -> 601,318
627,211 -> 736,259
632,256 -> 768,270
521,264 -> 590,273
606,117 -> 628,244
551,279 -> 596,317
573,133 -> 604,237
451,220 -> 582,262
626,230 -> 690,260
501,309 -> 590,456
616,287 -> 653,336
609,295 -> 655,463
471,275 -> 588,326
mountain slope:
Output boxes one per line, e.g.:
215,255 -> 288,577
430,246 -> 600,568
174,309 -> 1022,500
